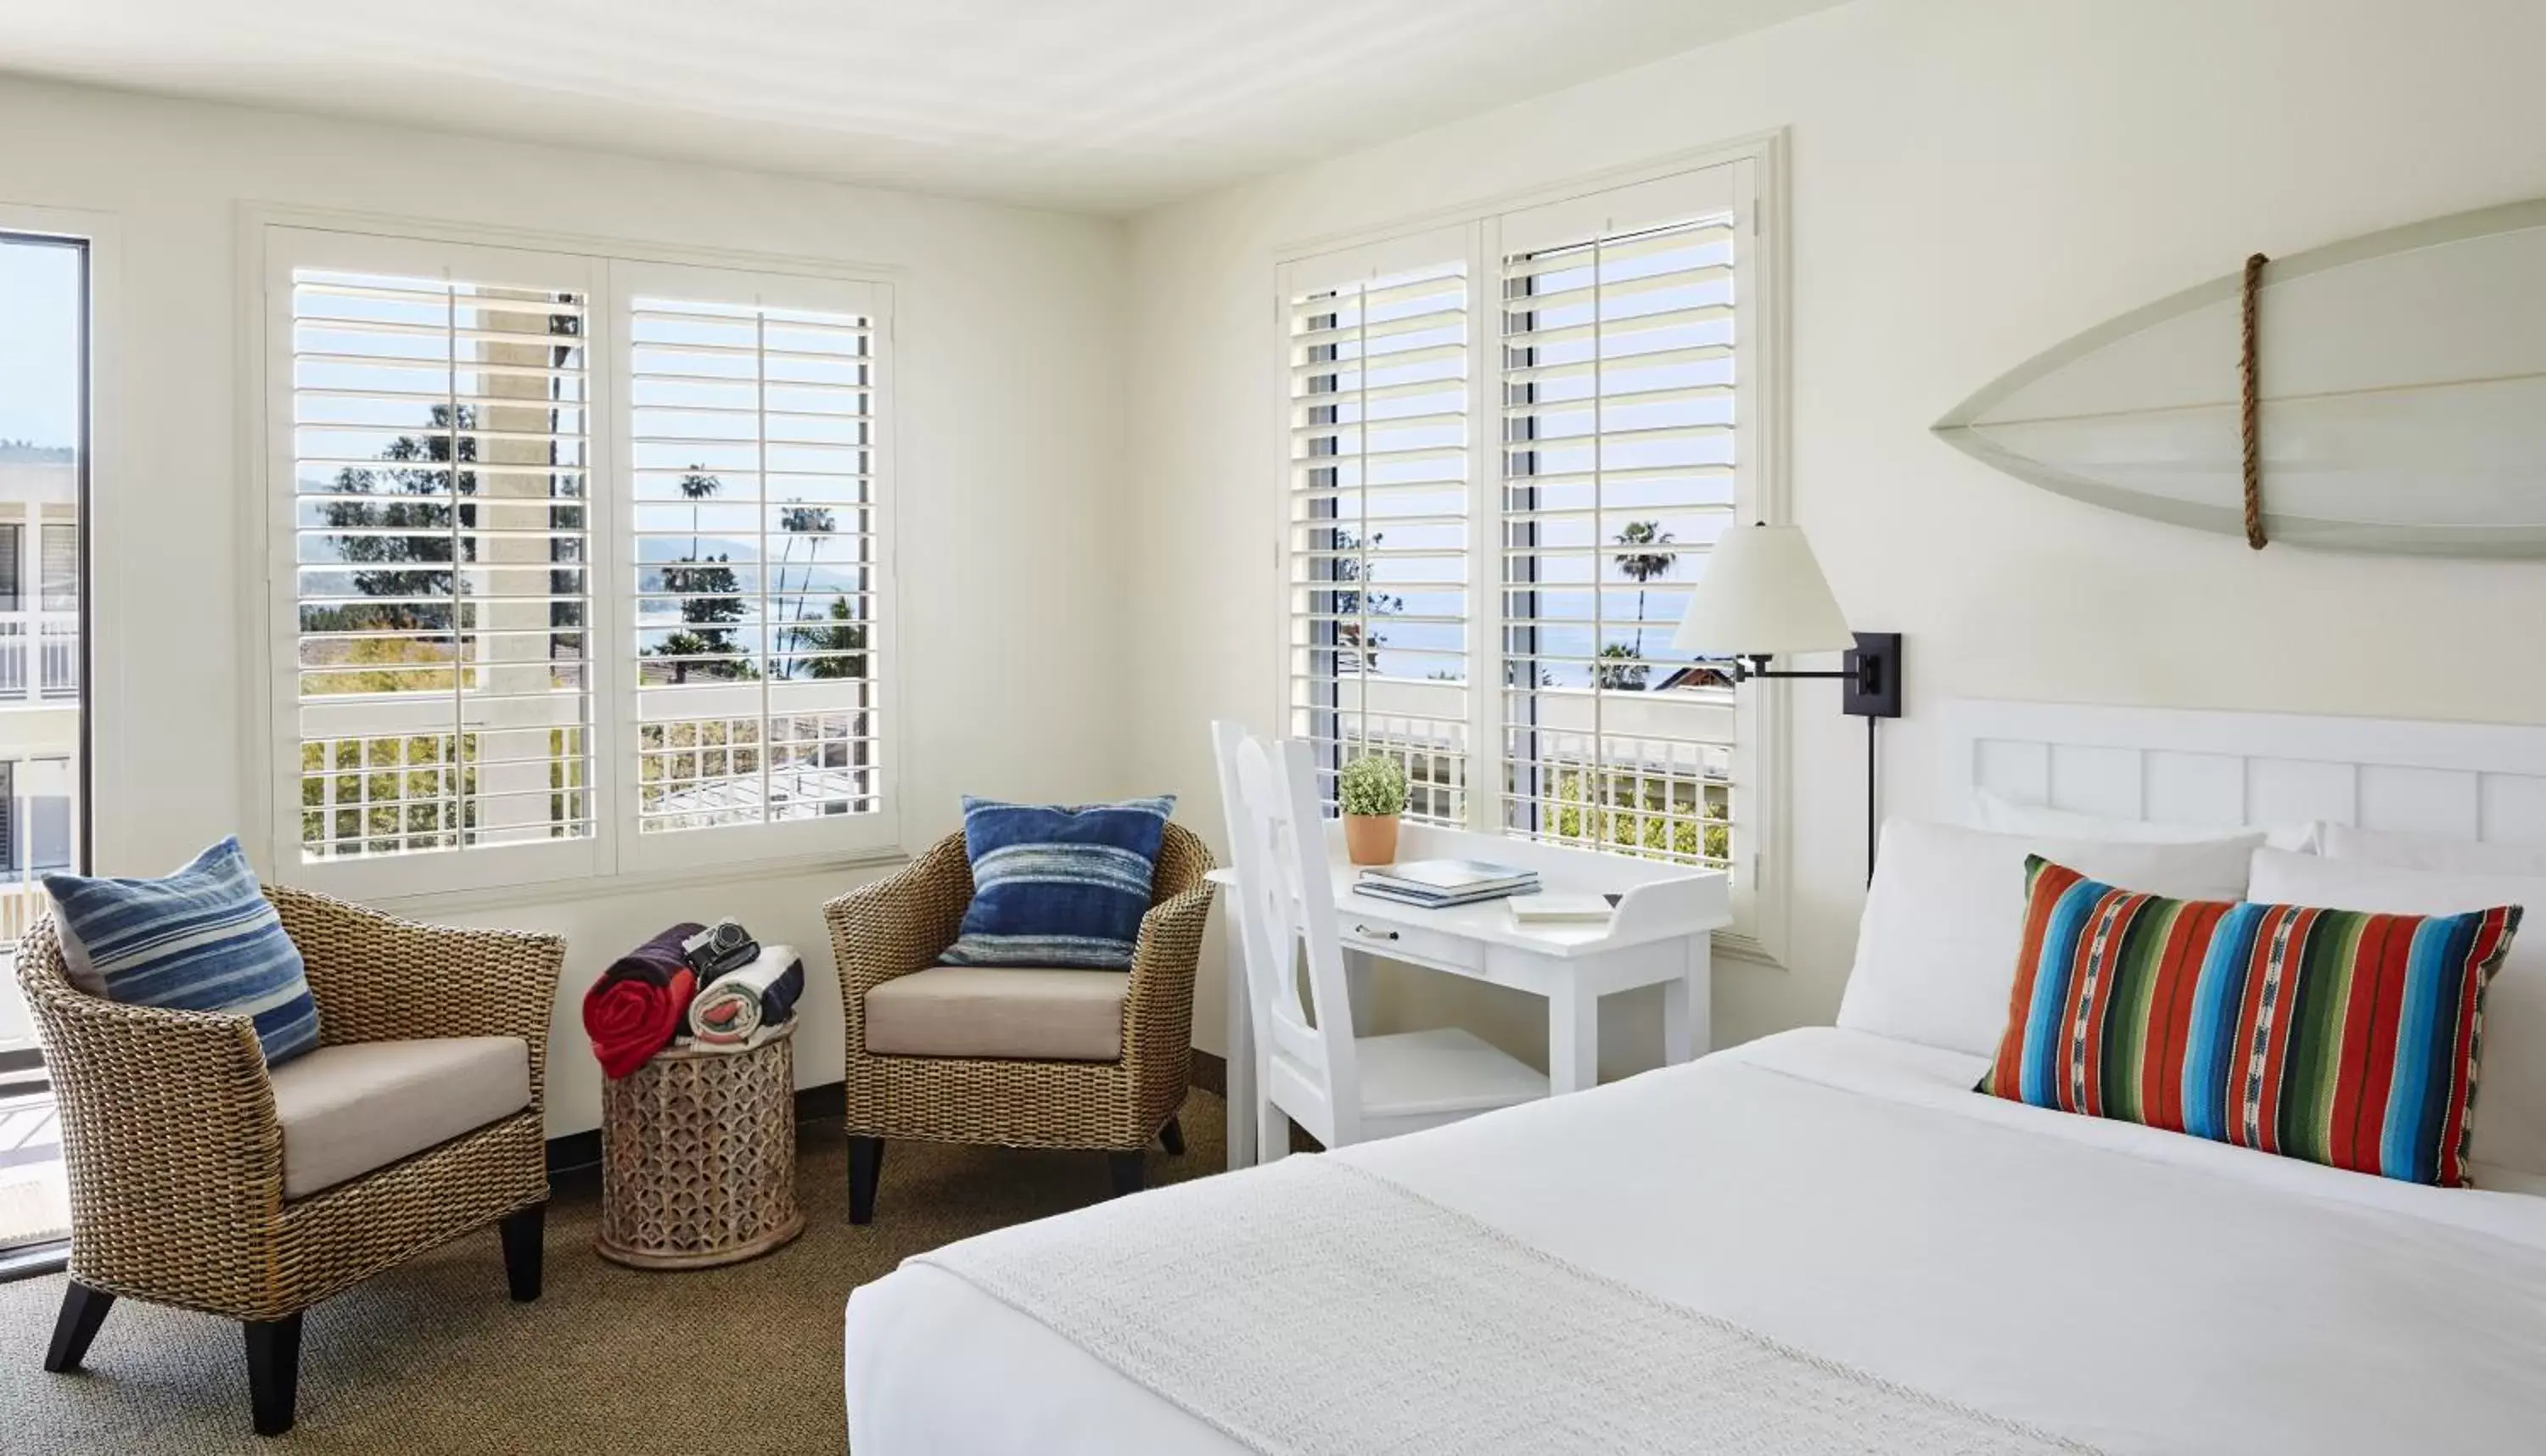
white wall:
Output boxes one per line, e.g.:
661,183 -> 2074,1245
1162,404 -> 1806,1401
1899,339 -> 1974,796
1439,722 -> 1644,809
1122,0 -> 2546,1069
0,76 -> 1128,1133
20,0 -> 2546,1128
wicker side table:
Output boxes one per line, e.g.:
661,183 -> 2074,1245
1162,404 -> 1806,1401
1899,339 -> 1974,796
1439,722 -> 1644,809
597,1023 -> 805,1270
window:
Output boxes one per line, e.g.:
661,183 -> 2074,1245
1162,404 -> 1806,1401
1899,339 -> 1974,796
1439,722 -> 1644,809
261,227 -> 894,894
1498,189 -> 1741,871
1276,154 -> 1776,939
1284,233 -> 1471,822
0,221 -> 91,1087
283,262 -> 595,872
40,522 -> 76,612
19,757 -> 72,874
627,295 -> 881,838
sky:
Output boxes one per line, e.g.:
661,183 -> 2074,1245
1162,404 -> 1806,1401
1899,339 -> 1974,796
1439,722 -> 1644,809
0,237 -> 81,450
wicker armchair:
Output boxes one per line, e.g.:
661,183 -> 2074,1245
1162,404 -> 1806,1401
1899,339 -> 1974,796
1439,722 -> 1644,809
16,885 -> 564,1436
823,822 -> 1215,1221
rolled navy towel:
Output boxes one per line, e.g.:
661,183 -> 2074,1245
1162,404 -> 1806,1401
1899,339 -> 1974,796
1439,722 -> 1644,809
606,922 -> 706,989
759,956 -> 805,1026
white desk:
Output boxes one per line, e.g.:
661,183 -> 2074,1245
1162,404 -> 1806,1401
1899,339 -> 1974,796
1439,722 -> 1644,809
1211,823 -> 1732,1165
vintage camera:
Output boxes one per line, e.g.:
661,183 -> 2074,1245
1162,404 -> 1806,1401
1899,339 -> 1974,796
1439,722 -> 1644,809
681,919 -> 760,980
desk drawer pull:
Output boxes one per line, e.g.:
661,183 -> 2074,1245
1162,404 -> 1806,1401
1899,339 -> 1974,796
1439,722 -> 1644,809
1352,924 -> 1400,943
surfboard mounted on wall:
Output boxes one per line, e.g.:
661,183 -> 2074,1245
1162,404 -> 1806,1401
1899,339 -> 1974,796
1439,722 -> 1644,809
1933,198 -> 2546,557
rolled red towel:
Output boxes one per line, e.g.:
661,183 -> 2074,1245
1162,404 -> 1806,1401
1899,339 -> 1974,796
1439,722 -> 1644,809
583,965 -> 697,1080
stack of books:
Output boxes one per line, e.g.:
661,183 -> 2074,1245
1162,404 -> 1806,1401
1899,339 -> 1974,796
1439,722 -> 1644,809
1352,859 -> 1539,909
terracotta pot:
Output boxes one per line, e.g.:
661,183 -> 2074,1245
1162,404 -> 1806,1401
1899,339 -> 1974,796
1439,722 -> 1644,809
1343,813 -> 1400,866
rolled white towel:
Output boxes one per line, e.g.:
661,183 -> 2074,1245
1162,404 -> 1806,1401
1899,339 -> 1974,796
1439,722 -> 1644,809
687,944 -> 803,1044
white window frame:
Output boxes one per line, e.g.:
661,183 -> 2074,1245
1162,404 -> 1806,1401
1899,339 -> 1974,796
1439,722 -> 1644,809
1270,133 -> 1792,964
248,216 -> 901,899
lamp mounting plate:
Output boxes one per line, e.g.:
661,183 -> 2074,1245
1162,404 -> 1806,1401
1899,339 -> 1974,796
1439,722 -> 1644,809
1842,632 -> 1903,719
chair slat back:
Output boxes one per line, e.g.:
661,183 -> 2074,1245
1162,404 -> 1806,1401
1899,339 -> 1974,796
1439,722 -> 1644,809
1210,723 -> 1361,1146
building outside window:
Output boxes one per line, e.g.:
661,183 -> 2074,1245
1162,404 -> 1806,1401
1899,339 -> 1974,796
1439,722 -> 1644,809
0,226 -> 88,1258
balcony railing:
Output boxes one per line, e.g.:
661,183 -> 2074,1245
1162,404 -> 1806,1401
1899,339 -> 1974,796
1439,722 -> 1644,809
0,879 -> 46,1055
0,613 -> 77,704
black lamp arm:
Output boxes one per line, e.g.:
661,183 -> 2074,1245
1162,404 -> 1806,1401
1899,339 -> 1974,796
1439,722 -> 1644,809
1694,630 -> 1904,885
1696,632 -> 1902,720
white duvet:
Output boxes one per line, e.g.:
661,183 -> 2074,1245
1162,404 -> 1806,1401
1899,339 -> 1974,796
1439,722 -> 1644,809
844,1028 -> 2546,1453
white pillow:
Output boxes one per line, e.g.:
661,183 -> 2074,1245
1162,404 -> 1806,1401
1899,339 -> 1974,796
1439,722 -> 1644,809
2320,822 -> 2546,878
2247,847 -> 2545,1180
1976,790 -> 2319,853
1837,818 -> 2263,1059
46,886 -> 105,997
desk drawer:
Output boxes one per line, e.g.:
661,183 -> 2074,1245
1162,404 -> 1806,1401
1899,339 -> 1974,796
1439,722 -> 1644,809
1338,916 -> 1480,972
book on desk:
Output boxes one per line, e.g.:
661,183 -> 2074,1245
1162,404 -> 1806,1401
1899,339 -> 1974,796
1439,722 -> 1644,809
1352,859 -> 1539,909
1506,892 -> 1621,926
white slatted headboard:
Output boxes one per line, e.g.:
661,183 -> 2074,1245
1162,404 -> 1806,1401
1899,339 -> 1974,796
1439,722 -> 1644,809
1943,699 -> 2546,844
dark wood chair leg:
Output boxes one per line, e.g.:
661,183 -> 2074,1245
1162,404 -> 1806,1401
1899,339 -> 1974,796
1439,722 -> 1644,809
499,1202 -> 546,1302
1158,1115 -> 1186,1157
43,1282 -> 114,1374
848,1135 -> 883,1225
244,1313 -> 303,1438
1108,1150 -> 1146,1198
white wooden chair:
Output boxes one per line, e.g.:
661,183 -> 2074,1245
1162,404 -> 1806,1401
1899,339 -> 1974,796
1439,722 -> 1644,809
1210,723 -> 1545,1162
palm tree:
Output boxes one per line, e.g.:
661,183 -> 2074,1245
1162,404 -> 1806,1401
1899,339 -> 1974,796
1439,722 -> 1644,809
678,467 -> 720,566
773,501 -> 835,669
1595,641 -> 1648,692
799,596 -> 868,680
1612,520 -> 1677,658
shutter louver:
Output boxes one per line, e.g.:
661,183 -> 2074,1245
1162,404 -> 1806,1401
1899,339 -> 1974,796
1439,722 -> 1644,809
1286,260 -> 1471,821
1498,216 -> 1739,869
290,269 -> 595,860
629,299 -> 879,832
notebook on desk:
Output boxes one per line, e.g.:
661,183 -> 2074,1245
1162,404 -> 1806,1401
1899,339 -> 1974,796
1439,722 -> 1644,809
1353,859 -> 1539,908
1506,893 -> 1621,926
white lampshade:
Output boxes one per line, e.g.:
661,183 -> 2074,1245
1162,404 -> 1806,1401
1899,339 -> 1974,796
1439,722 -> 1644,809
1670,523 -> 1854,658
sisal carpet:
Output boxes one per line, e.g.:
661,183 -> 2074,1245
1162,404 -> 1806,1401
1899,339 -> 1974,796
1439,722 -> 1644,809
0,1090 -> 1227,1455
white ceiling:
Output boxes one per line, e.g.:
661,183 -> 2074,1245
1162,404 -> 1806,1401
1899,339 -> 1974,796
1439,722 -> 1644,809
0,0 -> 1842,214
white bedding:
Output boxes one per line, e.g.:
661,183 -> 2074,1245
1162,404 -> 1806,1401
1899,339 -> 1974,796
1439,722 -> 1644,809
844,1028 -> 2546,1453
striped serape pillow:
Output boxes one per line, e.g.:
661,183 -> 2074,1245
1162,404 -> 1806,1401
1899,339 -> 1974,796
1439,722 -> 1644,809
1978,855 -> 2521,1187
941,797 -> 1175,970
44,837 -> 320,1066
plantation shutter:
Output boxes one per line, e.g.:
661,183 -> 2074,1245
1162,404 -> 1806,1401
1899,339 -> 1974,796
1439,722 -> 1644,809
1496,166 -> 1744,870
1284,232 -> 1472,821
628,295 -> 881,835
289,266 -> 595,861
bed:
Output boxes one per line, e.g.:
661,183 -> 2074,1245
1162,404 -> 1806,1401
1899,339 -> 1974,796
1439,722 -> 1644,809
844,702 -> 2546,1453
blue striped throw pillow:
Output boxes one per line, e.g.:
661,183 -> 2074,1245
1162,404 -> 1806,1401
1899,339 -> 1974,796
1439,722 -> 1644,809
44,837 -> 320,1066
940,797 -> 1175,970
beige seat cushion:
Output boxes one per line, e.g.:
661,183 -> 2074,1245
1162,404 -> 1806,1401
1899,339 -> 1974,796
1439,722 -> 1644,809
865,966 -> 1129,1062
267,1037 -> 532,1200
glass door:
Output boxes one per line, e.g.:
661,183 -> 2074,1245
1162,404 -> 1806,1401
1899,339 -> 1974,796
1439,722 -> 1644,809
0,230 -> 87,1257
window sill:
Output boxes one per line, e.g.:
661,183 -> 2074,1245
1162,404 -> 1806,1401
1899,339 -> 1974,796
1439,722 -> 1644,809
353,845 -> 912,922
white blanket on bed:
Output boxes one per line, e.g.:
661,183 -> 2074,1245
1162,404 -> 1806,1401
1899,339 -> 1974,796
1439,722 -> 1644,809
849,1028 -> 2546,1454
917,1154 -> 2089,1456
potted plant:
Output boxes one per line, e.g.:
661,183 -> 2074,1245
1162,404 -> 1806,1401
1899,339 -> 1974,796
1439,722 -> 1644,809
1337,753 -> 1406,866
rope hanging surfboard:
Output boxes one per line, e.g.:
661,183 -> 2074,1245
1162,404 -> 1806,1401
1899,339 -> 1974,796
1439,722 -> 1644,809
2240,252 -> 2268,549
